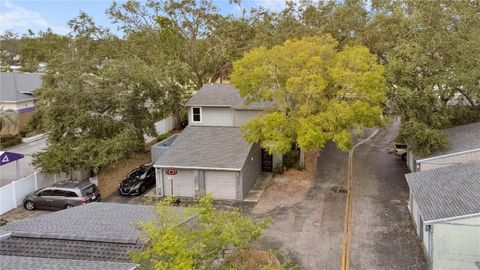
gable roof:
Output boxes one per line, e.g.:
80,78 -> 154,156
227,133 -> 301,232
0,72 -> 42,102
154,126 -> 253,170
418,122 -> 480,161
0,203 -> 195,264
405,162 -> 480,224
186,83 -> 275,110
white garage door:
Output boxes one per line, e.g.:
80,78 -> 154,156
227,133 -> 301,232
163,169 -> 194,197
205,171 -> 237,200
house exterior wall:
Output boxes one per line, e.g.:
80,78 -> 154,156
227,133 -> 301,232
161,169 -> 195,197
431,216 -> 480,270
418,150 -> 480,171
0,100 -> 36,135
233,110 -> 263,126
188,106 -> 233,126
241,144 -> 262,199
407,150 -> 417,172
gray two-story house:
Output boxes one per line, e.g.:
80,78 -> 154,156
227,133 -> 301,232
152,84 -> 281,200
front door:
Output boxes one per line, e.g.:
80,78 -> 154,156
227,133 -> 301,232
262,149 -> 273,172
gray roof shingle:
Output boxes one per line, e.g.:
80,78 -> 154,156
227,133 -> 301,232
0,203 -> 156,244
155,126 -> 253,170
186,83 -> 275,110
0,237 -> 142,263
0,203 -> 195,264
405,162 -> 480,224
419,122 -> 480,160
0,72 -> 42,102
0,255 -> 137,270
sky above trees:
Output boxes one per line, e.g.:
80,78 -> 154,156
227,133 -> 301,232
0,0 -> 291,35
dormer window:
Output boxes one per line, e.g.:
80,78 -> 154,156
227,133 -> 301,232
192,107 -> 202,123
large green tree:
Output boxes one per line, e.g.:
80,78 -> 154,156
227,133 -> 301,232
33,13 -> 178,174
364,0 -> 480,155
231,35 -> 387,153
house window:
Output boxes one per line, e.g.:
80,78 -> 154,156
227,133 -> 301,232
192,107 -> 201,123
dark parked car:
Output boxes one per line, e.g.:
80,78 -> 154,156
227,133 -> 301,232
23,181 -> 101,211
118,164 -> 155,196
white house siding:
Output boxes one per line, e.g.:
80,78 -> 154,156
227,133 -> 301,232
162,169 -> 194,197
418,150 -> 480,171
188,107 -> 233,126
432,216 -> 480,270
233,110 -> 263,127
411,196 -> 421,236
241,144 -> 262,199
205,170 -> 238,200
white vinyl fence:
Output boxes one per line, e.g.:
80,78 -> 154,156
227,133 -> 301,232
0,172 -> 70,215
155,116 -> 177,135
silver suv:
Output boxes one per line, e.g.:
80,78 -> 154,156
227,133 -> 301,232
23,181 -> 101,211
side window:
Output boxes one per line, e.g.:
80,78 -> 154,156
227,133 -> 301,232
192,107 -> 201,123
38,190 -> 53,196
65,191 -> 78,197
51,189 -> 67,197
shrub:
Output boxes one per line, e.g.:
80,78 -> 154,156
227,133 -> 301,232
398,120 -> 448,156
0,134 -> 22,148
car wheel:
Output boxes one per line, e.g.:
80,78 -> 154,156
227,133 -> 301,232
64,204 -> 74,209
24,200 -> 35,211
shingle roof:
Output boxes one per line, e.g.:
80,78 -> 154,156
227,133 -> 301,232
186,83 -> 275,110
405,162 -> 480,224
0,255 -> 137,270
0,203 -> 195,264
0,236 -> 142,263
0,203 -> 155,244
155,126 -> 253,170
419,122 -> 480,160
0,72 -> 42,102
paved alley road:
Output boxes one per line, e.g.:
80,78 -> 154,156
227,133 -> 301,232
349,123 -> 427,270
258,122 -> 427,270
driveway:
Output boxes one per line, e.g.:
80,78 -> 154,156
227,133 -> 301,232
258,142 -> 349,270
0,137 -> 47,187
256,122 -> 427,270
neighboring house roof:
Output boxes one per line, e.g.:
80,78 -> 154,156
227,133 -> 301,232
0,72 -> 42,102
418,122 -> 480,161
186,83 -> 275,110
155,126 -> 253,170
405,162 -> 480,224
0,255 -> 137,270
0,202 -> 194,265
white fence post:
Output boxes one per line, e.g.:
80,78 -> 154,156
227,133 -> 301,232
11,181 -> 17,208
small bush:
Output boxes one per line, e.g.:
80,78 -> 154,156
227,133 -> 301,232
0,134 -> 22,148
157,131 -> 173,142
283,147 -> 300,169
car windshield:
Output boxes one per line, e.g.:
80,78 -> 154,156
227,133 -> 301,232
129,166 -> 150,179
82,184 -> 98,197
